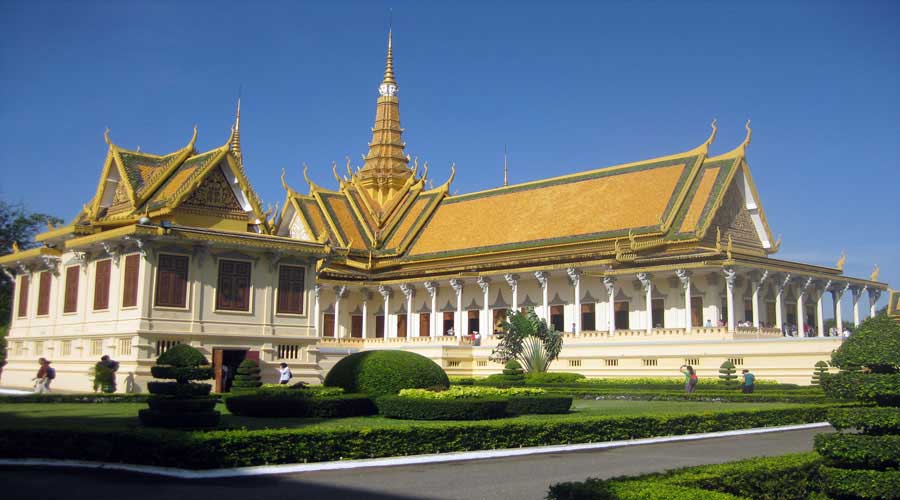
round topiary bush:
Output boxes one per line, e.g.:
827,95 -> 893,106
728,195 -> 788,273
157,344 -> 209,368
324,350 -> 450,396
811,361 -> 829,386
231,359 -> 262,391
719,361 -> 738,385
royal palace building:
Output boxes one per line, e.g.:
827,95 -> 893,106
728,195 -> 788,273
0,32 -> 889,391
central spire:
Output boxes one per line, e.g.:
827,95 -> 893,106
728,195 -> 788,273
357,27 -> 413,210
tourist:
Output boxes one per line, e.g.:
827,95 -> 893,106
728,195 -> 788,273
99,354 -> 120,372
741,369 -> 755,394
32,358 -> 54,393
704,319 -> 712,328
221,364 -> 231,392
571,323 -> 576,334
679,365 -> 698,393
278,362 -> 293,384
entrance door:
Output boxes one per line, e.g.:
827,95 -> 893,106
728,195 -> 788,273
550,305 -> 565,332
691,297 -> 703,327
581,303 -> 595,331
375,315 -> 385,338
213,349 -> 224,393
614,301 -> 630,329
214,348 -> 249,393
351,315 -> 363,338
397,314 -> 407,338
323,313 -> 335,337
419,313 -> 430,337
442,312 -> 454,335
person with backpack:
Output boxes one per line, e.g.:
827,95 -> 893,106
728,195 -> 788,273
680,364 -> 698,393
33,358 -> 54,393
278,362 -> 293,384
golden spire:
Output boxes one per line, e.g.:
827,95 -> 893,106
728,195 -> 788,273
503,145 -> 509,187
230,97 -> 242,161
356,27 -> 413,210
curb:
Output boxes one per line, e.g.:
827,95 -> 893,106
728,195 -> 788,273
0,422 -> 831,479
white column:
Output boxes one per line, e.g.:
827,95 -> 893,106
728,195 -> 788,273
603,276 -> 616,335
567,268 -> 582,334
424,281 -> 438,337
378,285 -> 392,338
816,281 -> 829,338
833,283 -> 848,333
796,277 -> 812,337
869,288 -> 882,319
535,271 -> 550,322
676,270 -> 692,333
775,274 -> 791,333
333,285 -> 347,338
852,286 -> 863,327
450,279 -> 464,337
360,288 -> 371,339
637,272 -> 653,334
751,270 -> 769,330
724,268 -> 736,333
477,277 -> 490,335
313,284 -> 321,336
505,273 -> 519,312
401,283 -> 415,338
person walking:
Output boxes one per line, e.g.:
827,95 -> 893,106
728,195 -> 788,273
741,369 -> 756,394
680,365 -> 698,394
278,362 -> 293,385
32,358 -> 54,393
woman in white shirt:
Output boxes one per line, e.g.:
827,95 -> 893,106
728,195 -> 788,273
278,362 -> 293,384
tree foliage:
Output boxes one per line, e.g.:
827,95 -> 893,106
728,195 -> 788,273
0,201 -> 64,325
489,309 -> 563,373
719,361 -> 738,384
831,315 -> 900,374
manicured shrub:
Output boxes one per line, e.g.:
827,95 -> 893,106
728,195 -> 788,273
377,395 -> 509,420
324,350 -> 450,396
523,372 -> 585,384
231,359 -> 262,391
225,392 -> 376,418
548,452 -> 825,500
503,359 -> 524,375
449,376 -> 476,386
718,361 -> 737,385
139,345 -> 219,429
815,314 -> 900,499
156,344 -> 209,368
507,395 -> 573,415
398,386 -> 544,399
0,394 -> 151,404
811,361 -> 829,386
0,406 -> 834,469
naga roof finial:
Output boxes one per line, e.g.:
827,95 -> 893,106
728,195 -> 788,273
741,119 -> 752,150
703,118 -> 718,148
104,127 -> 111,145
188,125 -> 198,150
230,97 -> 242,160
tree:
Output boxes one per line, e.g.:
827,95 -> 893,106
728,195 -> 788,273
0,201 -> 64,325
718,361 -> 738,385
811,360 -> 829,386
489,309 -> 562,373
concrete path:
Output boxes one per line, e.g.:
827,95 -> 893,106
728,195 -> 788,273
0,426 -> 830,500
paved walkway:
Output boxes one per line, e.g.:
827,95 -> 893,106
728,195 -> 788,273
1,426 -> 829,500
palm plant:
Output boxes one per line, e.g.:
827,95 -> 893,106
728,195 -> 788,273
490,309 -> 562,373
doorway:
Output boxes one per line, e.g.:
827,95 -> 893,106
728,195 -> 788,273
397,314 -> 407,338
691,297 -> 703,327
323,313 -> 335,337
550,305 -> 565,332
213,348 -> 256,393
467,310 -> 479,334
443,312 -> 454,335
419,313 -> 430,337
351,315 -> 363,338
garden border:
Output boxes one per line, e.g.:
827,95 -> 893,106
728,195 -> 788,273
0,422 -> 830,479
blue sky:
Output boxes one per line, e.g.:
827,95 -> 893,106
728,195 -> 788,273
1,0 -> 897,313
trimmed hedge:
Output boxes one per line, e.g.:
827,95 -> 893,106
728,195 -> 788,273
232,359 -> 262,390
827,407 -> 900,435
814,433 -> 900,469
0,394 -> 151,404
156,344 -> 209,367
507,396 -> 573,415
523,372 -> 585,384
147,397 -> 218,413
0,406 -> 834,469
146,382 -> 212,397
565,390 -> 830,404
377,396 -> 509,420
821,372 -> 900,406
136,409 -> 220,429
819,465 -> 900,499
150,366 -> 213,383
324,350 -> 450,396
225,393 -> 376,418
549,452 -> 825,500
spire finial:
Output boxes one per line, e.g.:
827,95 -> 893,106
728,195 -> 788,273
503,145 -> 509,187
104,127 -> 111,145
231,94 -> 242,159
703,118 -> 718,147
379,20 -> 398,96
741,119 -> 752,149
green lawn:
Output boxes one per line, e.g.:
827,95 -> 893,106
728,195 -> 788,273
0,399 -> 821,433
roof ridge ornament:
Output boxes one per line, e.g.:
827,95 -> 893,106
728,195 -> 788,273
871,265 -> 880,282
703,118 -> 718,148
740,119 -> 752,151
188,125 -> 198,151
836,250 -> 846,271
104,127 -> 112,146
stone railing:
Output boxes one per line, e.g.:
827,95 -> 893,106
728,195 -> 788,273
317,335 -> 473,347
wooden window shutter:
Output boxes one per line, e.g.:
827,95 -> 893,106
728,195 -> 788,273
216,259 -> 251,311
277,265 -> 305,314
64,266 -> 79,313
155,254 -> 188,308
17,275 -> 29,318
93,260 -> 112,310
37,271 -> 51,316
122,254 -> 140,308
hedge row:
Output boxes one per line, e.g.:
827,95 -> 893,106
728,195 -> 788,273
819,465 -> 900,499
0,406 -> 833,469
0,394 -> 152,404
814,433 -> 900,469
827,407 -> 900,435
821,372 -> 900,406
377,396 -> 508,420
548,452 -> 825,500
225,394 -> 376,418
565,390 -> 829,404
